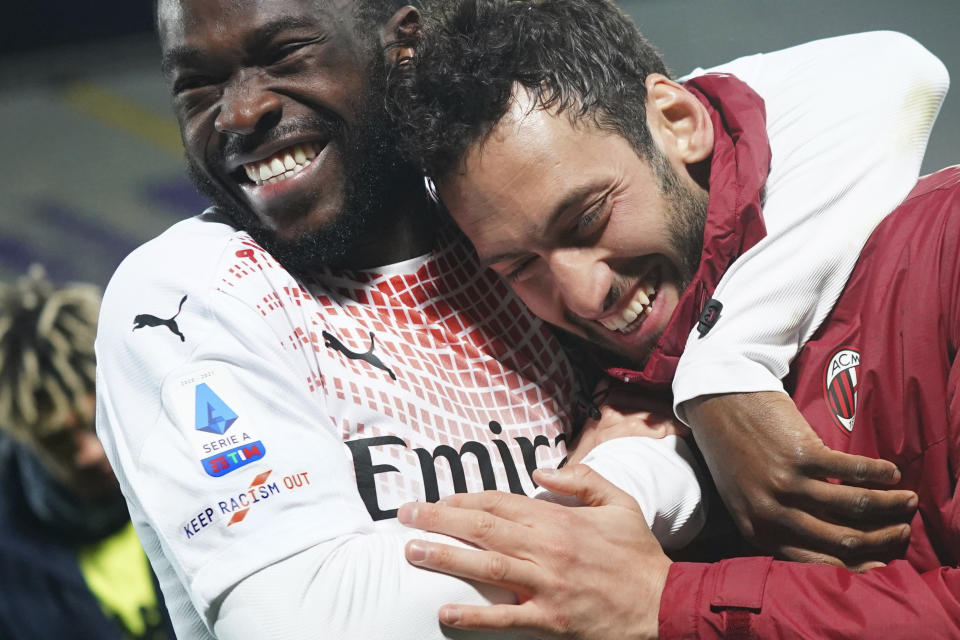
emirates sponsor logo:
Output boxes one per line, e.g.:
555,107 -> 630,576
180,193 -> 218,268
823,347 -> 860,433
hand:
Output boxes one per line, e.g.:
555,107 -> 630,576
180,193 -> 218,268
567,382 -> 689,465
398,465 -> 669,639
684,391 -> 917,569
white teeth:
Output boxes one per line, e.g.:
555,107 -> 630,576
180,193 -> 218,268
598,281 -> 658,334
242,142 -> 322,187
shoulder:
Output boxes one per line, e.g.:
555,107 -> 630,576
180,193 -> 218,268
103,210 -> 239,307
696,31 -> 946,86
96,211 -> 305,402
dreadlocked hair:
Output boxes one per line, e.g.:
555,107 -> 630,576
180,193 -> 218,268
0,266 -> 101,443
389,0 -> 670,183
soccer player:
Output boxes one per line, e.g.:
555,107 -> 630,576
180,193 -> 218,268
388,0 -> 960,636
96,0 -> 944,637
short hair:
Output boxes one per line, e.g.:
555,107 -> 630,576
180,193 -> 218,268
0,266 -> 100,443
355,0 -> 414,32
389,0 -> 670,182
153,0 -> 413,42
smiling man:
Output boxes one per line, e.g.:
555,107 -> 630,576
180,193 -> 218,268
95,0 -> 948,638
391,0 -> 950,567
390,0 -> 960,637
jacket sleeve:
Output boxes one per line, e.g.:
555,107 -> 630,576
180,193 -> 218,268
672,31 -> 949,422
659,558 -> 960,639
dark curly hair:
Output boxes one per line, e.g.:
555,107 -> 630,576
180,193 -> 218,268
389,0 -> 671,182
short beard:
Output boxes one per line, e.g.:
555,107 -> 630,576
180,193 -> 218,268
570,147 -> 708,371
186,55 -> 422,275
650,148 -> 709,295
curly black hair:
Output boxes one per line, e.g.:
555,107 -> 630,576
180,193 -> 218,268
389,0 -> 671,182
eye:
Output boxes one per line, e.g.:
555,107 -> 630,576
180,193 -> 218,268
172,74 -> 217,96
576,197 -> 609,234
504,256 -> 538,284
265,37 -> 324,66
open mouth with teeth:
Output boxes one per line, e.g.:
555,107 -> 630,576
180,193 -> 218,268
239,141 -> 325,187
598,269 -> 661,334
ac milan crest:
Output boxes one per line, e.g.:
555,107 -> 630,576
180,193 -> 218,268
823,347 -> 860,433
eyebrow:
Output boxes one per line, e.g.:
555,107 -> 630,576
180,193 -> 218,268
478,181 -> 604,268
161,16 -> 323,77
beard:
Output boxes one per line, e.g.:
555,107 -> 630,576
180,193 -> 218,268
186,56 -> 422,275
566,147 -> 709,370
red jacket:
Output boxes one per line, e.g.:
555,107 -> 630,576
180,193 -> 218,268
646,76 -> 960,637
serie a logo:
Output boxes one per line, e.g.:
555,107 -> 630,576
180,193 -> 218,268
823,347 -> 861,433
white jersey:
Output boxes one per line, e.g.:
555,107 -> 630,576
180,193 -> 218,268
96,214 -> 702,639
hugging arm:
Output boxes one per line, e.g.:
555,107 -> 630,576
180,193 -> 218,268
674,31 -> 949,565
401,466 -> 960,640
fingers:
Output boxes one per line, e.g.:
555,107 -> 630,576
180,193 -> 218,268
799,478 -> 918,522
436,489 -> 559,524
772,507 -> 911,563
777,545 -> 887,572
805,448 -> 902,486
437,601 -> 545,634
532,464 -> 640,510
405,539 -> 538,594
397,501 -> 532,552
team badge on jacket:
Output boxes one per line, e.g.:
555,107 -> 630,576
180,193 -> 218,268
823,346 -> 860,433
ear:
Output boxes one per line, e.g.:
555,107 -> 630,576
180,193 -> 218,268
380,6 -> 422,68
644,74 -> 714,164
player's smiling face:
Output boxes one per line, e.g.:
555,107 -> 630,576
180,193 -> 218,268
158,0 -> 370,243
438,84 -> 711,366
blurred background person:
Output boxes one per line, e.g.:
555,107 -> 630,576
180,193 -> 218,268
0,266 -> 173,639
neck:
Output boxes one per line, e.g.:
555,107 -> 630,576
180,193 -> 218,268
336,183 -> 437,269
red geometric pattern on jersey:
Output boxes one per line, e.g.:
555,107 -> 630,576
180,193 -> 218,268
218,225 -> 576,501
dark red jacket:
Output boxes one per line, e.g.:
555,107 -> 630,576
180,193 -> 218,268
645,76 -> 960,637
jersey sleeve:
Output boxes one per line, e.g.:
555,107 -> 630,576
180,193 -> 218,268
673,31 -> 949,422
95,230 -> 526,639
659,558 -> 960,638
541,436 -> 706,550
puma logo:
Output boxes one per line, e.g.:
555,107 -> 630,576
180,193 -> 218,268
322,330 -> 397,381
133,295 -> 188,342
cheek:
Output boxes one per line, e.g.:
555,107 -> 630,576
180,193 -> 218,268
512,277 -> 568,330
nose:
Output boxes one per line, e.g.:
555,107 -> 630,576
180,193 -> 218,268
548,249 -> 612,320
215,71 -> 282,136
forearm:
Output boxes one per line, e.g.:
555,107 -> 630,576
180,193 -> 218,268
674,31 -> 949,420
661,558 -> 960,639
215,530 -> 527,640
